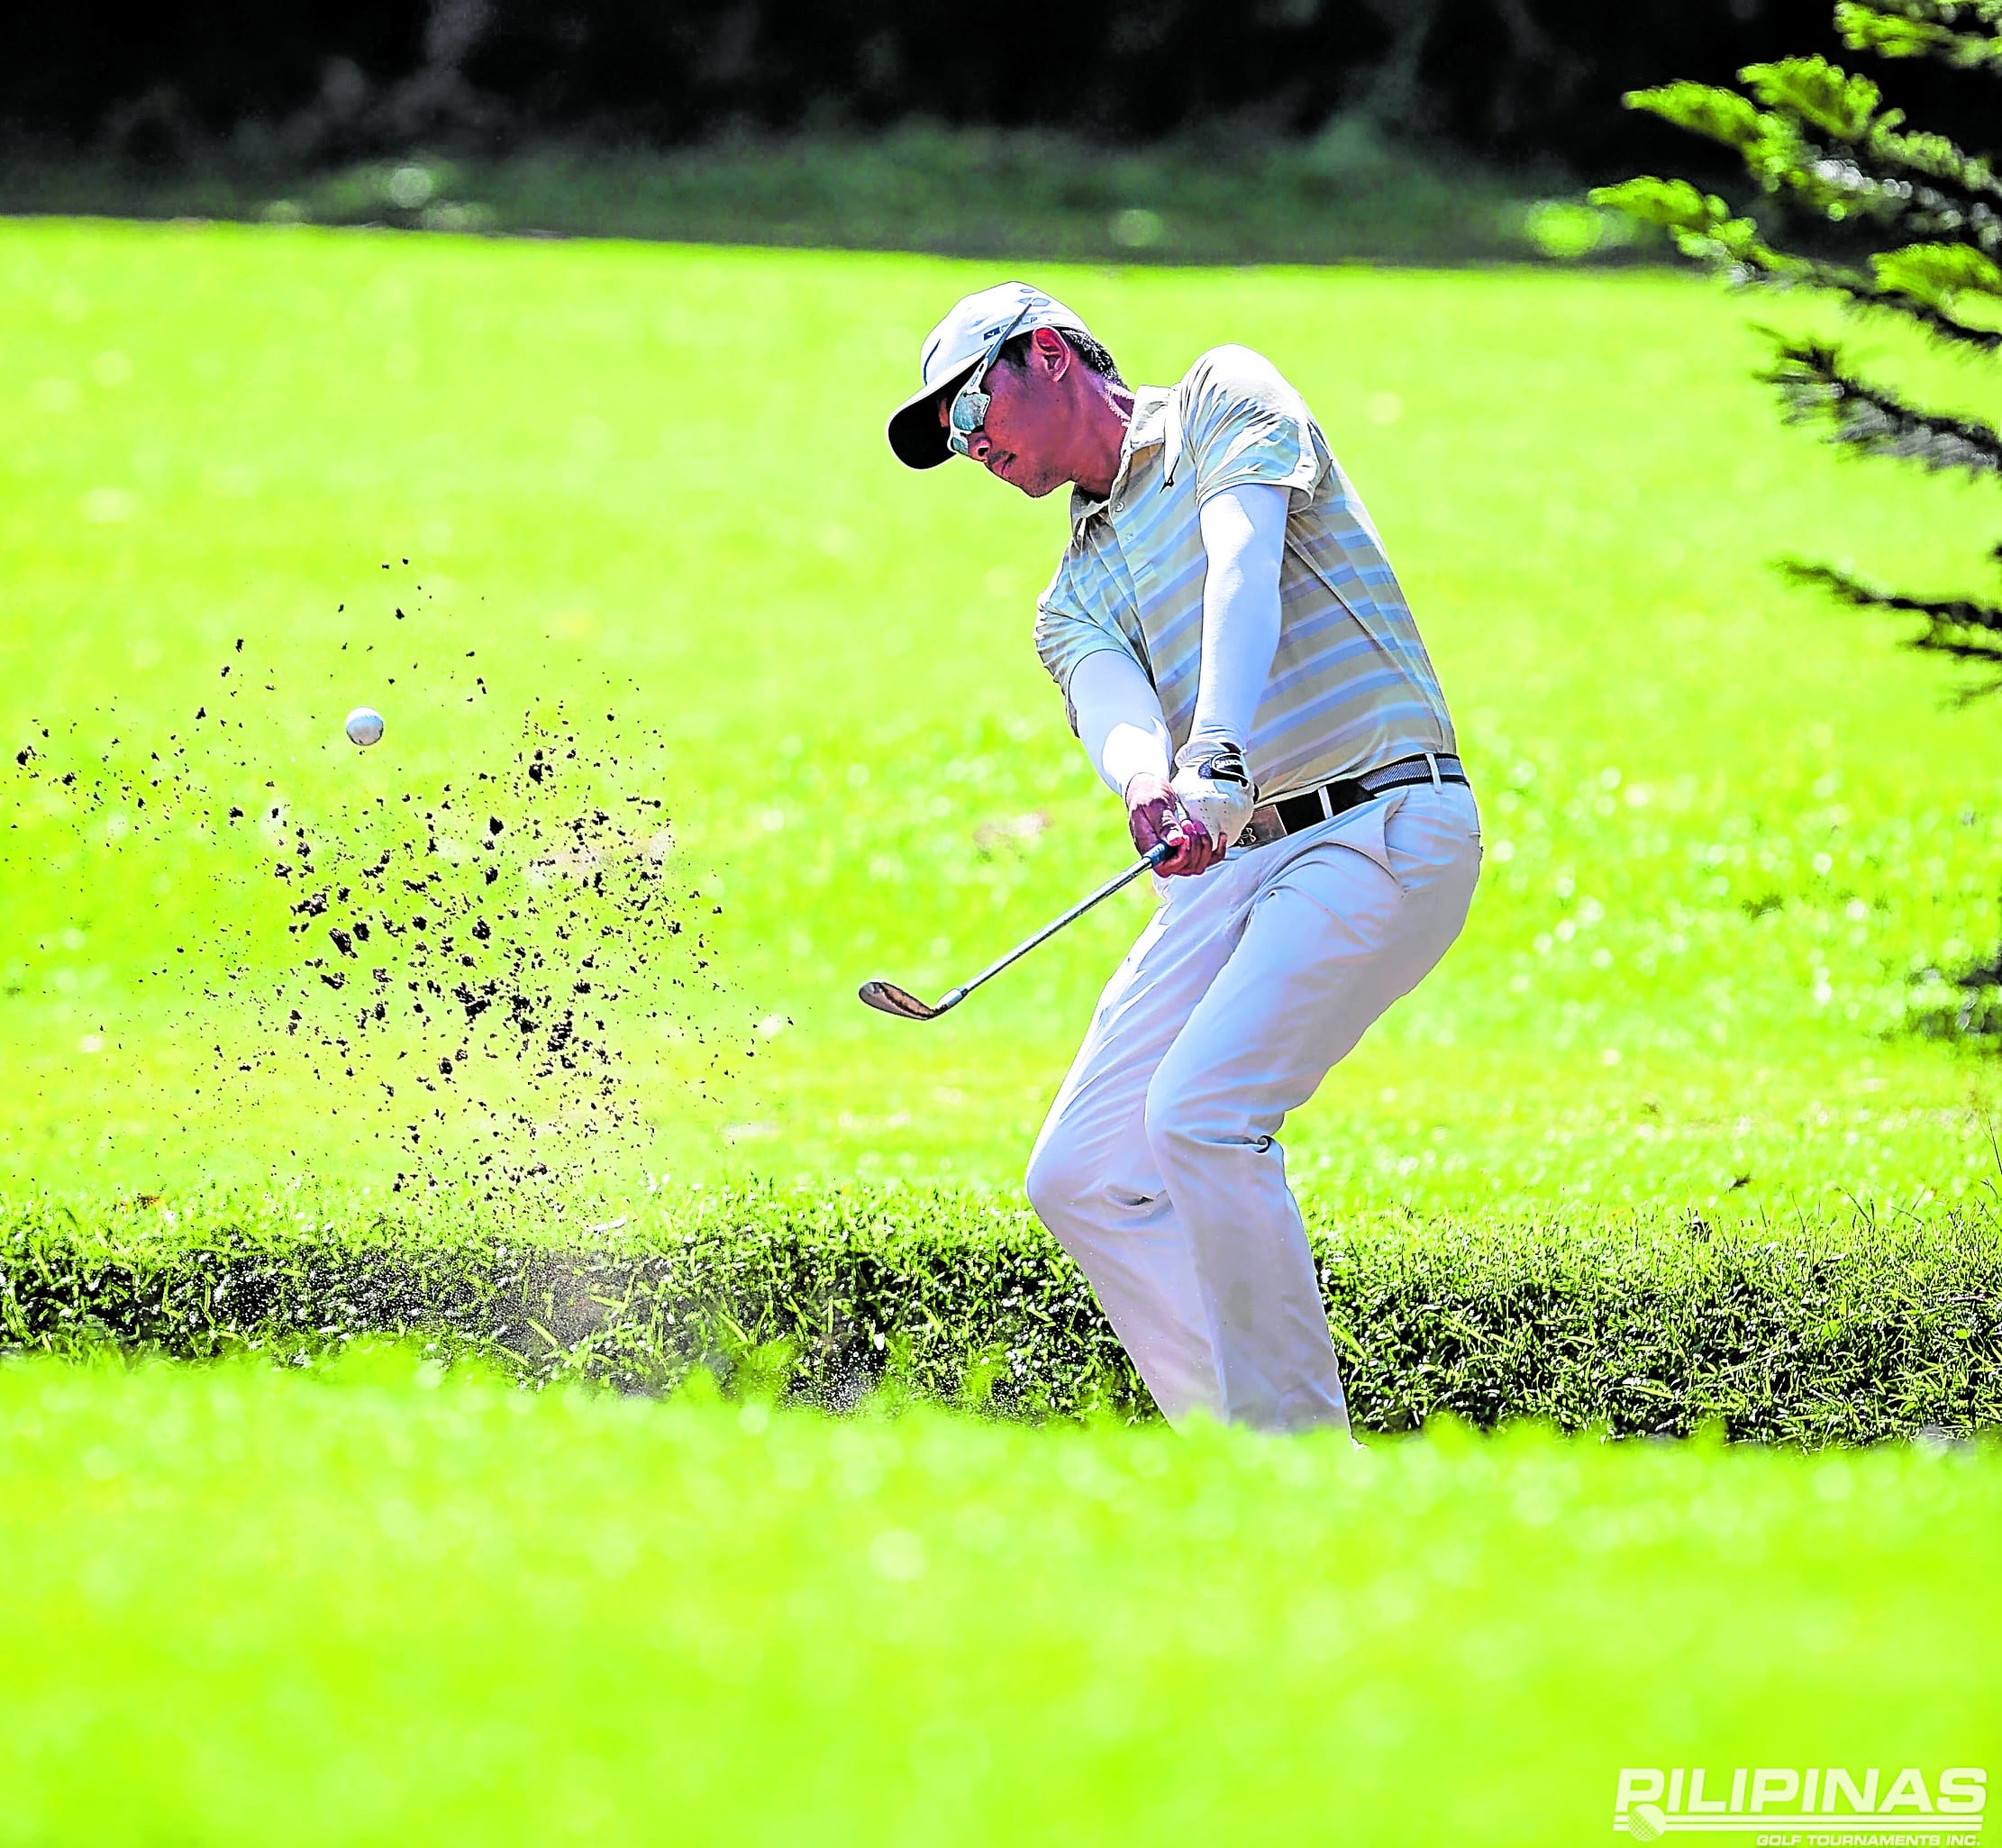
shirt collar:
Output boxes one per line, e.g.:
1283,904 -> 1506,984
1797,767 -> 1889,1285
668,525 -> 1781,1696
1068,386 -> 1171,535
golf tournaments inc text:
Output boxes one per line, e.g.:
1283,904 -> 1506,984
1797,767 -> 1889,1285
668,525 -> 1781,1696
1614,1768 -> 1987,1844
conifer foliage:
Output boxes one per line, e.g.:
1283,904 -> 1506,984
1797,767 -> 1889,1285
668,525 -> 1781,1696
1594,1 -> 2002,690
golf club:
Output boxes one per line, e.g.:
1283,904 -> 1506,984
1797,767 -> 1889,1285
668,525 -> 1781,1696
860,840 -> 1174,1022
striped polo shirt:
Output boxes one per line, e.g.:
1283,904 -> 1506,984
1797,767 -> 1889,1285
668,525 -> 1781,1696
1033,344 -> 1457,806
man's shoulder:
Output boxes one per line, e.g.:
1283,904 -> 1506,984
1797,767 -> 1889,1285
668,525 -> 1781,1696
1166,344 -> 1325,495
1176,342 -> 1299,405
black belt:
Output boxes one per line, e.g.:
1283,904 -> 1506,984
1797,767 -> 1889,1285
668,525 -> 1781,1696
1253,752 -> 1469,844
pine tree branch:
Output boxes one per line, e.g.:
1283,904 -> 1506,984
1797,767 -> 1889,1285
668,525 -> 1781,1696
1760,337 -> 2002,473
1835,0 -> 2002,71
1835,132 -> 2002,252
1723,61 -> 2000,254
1617,67 -> 2002,266
1761,136 -> 2002,256
1865,128 -> 2002,215
1594,177 -> 2002,348
1741,244 -> 2002,350
1770,141 -> 2002,254
1782,555 -> 2002,697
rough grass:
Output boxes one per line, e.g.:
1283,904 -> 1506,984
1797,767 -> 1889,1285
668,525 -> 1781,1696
2,1354 -> 1996,1847
7,1185 -> 1998,1442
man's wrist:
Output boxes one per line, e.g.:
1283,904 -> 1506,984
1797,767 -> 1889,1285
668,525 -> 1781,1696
1175,735 -> 1246,776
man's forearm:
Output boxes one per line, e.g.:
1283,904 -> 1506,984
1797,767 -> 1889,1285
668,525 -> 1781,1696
1187,481 -> 1288,757
1069,648 -> 1172,797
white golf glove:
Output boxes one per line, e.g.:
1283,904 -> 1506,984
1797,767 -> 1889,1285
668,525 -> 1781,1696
1169,742 -> 1257,851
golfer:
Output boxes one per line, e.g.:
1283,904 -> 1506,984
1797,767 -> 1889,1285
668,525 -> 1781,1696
887,283 -> 1480,1435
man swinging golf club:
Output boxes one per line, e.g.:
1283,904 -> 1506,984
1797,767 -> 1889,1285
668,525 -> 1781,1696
885,283 -> 1481,1435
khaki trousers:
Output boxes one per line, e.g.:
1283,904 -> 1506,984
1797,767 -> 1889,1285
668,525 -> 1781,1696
1025,781 -> 1481,1433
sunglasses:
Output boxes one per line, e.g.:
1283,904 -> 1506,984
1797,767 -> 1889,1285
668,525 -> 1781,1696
945,303 -> 1035,459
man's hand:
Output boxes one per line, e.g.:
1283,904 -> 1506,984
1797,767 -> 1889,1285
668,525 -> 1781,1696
1168,744 -> 1256,858
1124,772 -> 1226,878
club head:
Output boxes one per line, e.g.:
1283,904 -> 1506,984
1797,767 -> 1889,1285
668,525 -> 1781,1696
858,979 -> 942,1021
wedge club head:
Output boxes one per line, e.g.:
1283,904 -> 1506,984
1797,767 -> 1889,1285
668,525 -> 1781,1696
858,979 -> 963,1022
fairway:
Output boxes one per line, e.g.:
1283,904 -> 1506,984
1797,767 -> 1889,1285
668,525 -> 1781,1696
6,217 -> 2002,1215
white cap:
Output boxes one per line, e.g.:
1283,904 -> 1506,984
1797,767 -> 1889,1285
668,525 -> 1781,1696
886,281 -> 1096,469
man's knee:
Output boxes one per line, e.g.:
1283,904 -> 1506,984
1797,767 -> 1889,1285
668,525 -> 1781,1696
1028,1120 -> 1165,1234
1024,1128 -> 1089,1226
1144,1069 -> 1266,1174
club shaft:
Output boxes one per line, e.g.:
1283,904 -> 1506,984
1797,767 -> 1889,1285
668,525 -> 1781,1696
939,842 -> 1171,1011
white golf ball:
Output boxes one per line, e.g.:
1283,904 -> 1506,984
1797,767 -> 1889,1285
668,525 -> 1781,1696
344,706 -> 385,748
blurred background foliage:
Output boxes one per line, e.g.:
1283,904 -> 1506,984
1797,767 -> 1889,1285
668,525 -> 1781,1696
1,0 -> 1994,261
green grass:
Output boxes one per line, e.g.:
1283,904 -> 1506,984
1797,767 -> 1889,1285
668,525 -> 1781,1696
2,1354 -> 1996,1846
4,215 -> 2001,1215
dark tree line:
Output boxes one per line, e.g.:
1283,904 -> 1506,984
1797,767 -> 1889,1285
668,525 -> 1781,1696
4,0 -> 1994,172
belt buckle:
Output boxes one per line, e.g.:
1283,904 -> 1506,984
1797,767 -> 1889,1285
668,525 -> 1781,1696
1239,806 -> 1286,850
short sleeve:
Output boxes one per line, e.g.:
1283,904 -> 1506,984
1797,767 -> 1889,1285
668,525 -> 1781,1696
1176,345 -> 1324,507
1035,560 -> 1145,736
